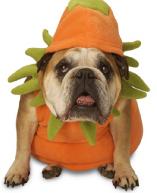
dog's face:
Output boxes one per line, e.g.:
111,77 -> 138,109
37,48 -> 128,124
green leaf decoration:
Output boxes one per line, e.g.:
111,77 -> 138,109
48,114 -> 64,140
80,122 -> 96,145
125,56 -> 139,68
8,64 -> 37,83
127,72 -> 150,92
11,78 -> 40,95
121,79 -> 147,99
30,91 -> 45,107
43,29 -> 52,46
123,41 -> 141,52
68,0 -> 109,15
112,108 -> 120,117
25,48 -> 45,62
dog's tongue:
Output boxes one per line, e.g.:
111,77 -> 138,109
76,95 -> 95,106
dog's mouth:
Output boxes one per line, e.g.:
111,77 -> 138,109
62,89 -> 108,124
60,87 -> 111,124
75,91 -> 96,107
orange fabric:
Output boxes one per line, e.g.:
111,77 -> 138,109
46,6 -> 123,55
31,100 -> 143,171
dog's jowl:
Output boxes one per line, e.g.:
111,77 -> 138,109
5,0 -> 150,191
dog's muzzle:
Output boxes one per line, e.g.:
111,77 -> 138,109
74,68 -> 97,107
63,68 -> 109,124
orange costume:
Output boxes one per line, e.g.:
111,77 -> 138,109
9,0 -> 147,171
31,100 -> 143,171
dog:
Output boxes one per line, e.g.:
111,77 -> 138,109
5,47 -> 139,190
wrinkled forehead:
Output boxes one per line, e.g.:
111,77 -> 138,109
64,47 -> 109,67
47,47 -> 117,72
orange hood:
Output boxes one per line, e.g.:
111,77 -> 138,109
46,2 -> 123,55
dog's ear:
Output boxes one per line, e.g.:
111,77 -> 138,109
112,54 -> 129,80
37,53 -> 53,73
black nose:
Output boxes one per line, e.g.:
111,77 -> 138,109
75,68 -> 95,80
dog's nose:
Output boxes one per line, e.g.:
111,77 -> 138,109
75,68 -> 95,80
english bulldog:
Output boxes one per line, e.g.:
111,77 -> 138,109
5,48 -> 139,190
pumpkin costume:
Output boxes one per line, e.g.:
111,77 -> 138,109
8,0 -> 150,171
31,100 -> 143,171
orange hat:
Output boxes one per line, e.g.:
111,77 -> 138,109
46,0 -> 123,55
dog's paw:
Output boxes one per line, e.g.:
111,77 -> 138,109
98,164 -> 115,179
42,165 -> 62,179
112,163 -> 139,191
4,160 -> 30,187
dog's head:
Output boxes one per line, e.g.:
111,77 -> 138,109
37,48 -> 128,124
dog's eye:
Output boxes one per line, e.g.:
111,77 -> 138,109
99,62 -> 113,80
55,59 -> 71,76
101,63 -> 109,74
59,63 -> 69,73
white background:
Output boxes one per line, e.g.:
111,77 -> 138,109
0,0 -> 156,192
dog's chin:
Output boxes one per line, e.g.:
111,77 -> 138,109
68,106 -> 108,125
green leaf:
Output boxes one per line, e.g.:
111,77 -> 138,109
48,114 -> 64,140
123,41 -> 141,52
112,108 -> 120,117
127,72 -> 150,92
30,91 -> 45,107
43,29 -> 52,46
68,0 -> 109,15
8,64 -> 37,83
125,56 -> 139,68
121,79 -> 147,99
25,48 -> 45,62
80,122 -> 96,145
11,78 -> 40,95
